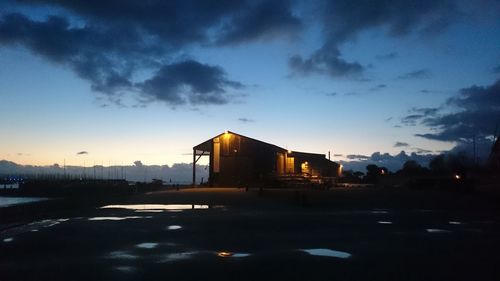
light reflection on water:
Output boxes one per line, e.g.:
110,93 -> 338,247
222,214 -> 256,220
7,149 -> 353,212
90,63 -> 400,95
448,221 -> 462,225
0,196 -> 49,208
115,266 -> 136,272
302,248 -> 352,259
108,251 -> 139,259
217,251 -> 250,258
167,225 -> 182,230
426,228 -> 451,233
1,218 -> 70,237
378,221 -> 393,224
3,237 -> 14,243
371,210 -> 389,214
136,242 -> 159,249
88,216 -> 152,221
100,204 -> 211,212
157,252 -> 198,263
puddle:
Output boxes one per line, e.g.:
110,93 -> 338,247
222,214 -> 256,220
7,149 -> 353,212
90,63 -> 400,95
426,229 -> 451,233
378,221 -> 393,224
108,251 -> 139,259
371,210 -> 388,214
135,210 -> 164,213
88,216 -> 152,221
100,204 -> 212,212
167,225 -> 182,230
0,196 -> 50,208
448,221 -> 462,225
157,251 -> 198,263
302,248 -> 351,259
0,218 -> 69,237
136,242 -> 159,249
217,251 -> 250,258
3,237 -> 14,243
115,266 -> 136,272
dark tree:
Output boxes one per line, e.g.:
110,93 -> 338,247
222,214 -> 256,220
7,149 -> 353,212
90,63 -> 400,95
399,160 -> 428,175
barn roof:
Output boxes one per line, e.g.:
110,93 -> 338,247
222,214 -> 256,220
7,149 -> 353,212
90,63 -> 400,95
193,131 -> 287,152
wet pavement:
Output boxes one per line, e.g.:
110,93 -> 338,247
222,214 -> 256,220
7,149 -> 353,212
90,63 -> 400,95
1,188 -> 500,280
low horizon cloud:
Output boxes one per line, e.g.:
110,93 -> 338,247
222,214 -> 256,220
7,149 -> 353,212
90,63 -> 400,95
341,150 -> 437,172
0,159 -> 208,184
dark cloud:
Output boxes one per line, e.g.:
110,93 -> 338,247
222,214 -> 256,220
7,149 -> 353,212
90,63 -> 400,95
0,0 -> 301,106
411,107 -> 439,116
369,84 -> 387,91
289,0 -> 464,79
394,142 -> 409,147
138,60 -> 243,105
76,151 -> 88,155
420,89 -> 442,94
414,79 -> 500,142
397,68 -> 433,80
400,107 -> 439,126
14,0 -> 298,46
238,117 -> 254,123
492,65 -> 500,74
414,148 -> 433,154
289,45 -> 364,78
334,154 -> 343,157
325,92 -> 337,97
317,0 -> 459,43
401,114 -> 423,126
376,52 -> 398,60
216,0 -> 301,45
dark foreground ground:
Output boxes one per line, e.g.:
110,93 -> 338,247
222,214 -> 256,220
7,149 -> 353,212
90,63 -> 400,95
1,186 -> 500,281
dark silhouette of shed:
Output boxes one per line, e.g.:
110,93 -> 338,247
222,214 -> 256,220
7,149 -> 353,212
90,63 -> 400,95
193,131 -> 340,186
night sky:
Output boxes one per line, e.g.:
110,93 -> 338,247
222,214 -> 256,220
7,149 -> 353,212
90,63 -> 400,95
1,0 -> 499,169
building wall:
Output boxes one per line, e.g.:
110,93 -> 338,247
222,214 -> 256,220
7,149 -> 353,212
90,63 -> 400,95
210,133 -> 280,186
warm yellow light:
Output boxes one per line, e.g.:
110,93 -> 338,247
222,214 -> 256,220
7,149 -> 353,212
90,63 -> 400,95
224,130 -> 229,134
381,169 -> 385,175
217,251 -> 233,257
304,161 -> 308,165
340,164 -> 343,168
287,150 -> 292,154
455,174 -> 460,180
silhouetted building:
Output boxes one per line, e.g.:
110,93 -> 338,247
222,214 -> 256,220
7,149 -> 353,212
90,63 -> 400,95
193,131 -> 340,186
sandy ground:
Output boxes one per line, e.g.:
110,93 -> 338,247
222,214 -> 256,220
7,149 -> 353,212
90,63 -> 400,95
1,186 -> 500,281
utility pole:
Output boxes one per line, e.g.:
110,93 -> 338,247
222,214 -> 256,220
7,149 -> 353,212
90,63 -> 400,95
473,134 -> 477,166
